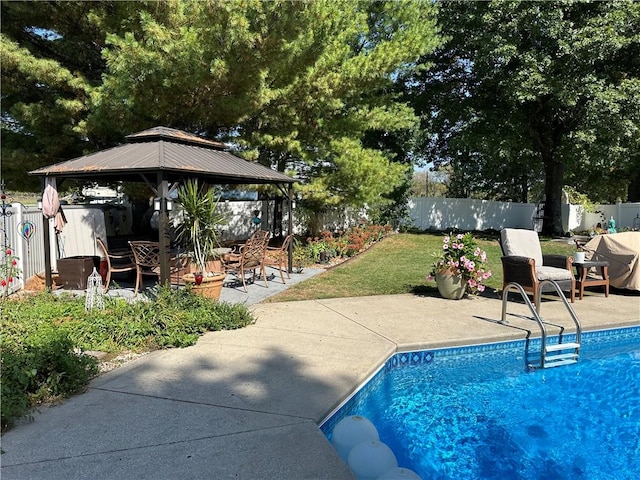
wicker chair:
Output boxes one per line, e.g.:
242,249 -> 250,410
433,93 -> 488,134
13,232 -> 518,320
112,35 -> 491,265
500,228 -> 575,310
96,237 -> 136,292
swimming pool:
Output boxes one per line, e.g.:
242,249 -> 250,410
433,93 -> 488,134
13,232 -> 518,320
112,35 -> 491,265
321,327 -> 640,480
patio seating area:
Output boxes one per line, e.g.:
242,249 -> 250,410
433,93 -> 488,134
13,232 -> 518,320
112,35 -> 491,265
79,262 -> 325,306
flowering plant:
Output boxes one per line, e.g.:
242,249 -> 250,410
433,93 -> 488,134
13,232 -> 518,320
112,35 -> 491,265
427,232 -> 492,295
1,247 -> 21,297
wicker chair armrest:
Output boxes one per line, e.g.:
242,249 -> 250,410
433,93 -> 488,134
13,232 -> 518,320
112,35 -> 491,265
501,255 -> 535,266
501,255 -> 536,288
543,254 -> 571,270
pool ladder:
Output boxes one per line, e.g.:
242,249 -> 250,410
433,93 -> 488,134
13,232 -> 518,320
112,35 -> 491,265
502,280 -> 582,369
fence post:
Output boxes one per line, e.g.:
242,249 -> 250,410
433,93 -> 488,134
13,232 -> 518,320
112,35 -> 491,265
11,203 -> 26,291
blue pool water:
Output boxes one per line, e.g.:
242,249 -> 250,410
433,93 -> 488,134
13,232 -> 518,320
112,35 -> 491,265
321,327 -> 640,480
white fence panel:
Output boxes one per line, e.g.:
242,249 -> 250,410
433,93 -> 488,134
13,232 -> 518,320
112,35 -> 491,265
216,200 -> 275,242
2,204 -> 49,293
408,197 -> 536,231
408,198 -> 640,233
574,203 -> 640,231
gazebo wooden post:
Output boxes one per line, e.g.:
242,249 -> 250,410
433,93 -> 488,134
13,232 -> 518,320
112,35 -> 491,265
157,173 -> 171,286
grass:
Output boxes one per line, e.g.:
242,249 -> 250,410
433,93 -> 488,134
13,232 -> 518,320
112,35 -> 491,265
268,232 -> 575,302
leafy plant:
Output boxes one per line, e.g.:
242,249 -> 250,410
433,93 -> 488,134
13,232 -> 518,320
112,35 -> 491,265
296,224 -> 393,266
1,326 -> 98,431
175,179 -> 227,273
1,247 -> 22,297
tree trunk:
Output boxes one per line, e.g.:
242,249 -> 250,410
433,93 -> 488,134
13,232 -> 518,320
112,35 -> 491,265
542,160 -> 565,236
628,173 -> 640,202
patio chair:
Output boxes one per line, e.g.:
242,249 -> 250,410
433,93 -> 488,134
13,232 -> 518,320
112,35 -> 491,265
96,237 -> 136,292
263,233 -> 294,284
224,230 -> 270,292
129,241 -> 161,296
499,228 -> 575,310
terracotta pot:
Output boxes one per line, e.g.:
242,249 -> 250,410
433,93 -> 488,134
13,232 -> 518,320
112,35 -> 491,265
183,272 -> 226,300
435,269 -> 466,300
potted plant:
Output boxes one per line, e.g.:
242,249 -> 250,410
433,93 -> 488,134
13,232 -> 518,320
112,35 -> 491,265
174,179 -> 227,299
427,232 -> 492,299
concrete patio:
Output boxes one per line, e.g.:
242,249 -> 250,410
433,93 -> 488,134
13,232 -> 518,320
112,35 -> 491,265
1,283 -> 638,479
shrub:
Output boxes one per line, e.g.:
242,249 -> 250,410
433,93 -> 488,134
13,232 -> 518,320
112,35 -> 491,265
1,325 -> 98,431
1,287 -> 255,431
296,224 -> 392,265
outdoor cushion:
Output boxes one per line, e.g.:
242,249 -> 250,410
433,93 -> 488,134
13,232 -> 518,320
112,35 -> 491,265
535,266 -> 573,282
500,228 -> 543,266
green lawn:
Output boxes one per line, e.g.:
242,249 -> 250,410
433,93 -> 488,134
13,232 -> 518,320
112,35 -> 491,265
268,232 -> 575,302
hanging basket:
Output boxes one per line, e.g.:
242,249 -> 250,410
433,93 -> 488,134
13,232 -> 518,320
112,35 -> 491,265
435,269 -> 467,300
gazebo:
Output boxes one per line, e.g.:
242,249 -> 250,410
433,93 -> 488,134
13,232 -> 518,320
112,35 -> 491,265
29,126 -> 297,289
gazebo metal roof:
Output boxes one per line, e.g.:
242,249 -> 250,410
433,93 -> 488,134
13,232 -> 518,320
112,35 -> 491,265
29,126 -> 295,185
29,126 -> 296,289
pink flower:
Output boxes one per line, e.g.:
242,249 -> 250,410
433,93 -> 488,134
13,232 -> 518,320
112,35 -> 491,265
444,236 -> 450,244
478,284 -> 485,292
5,249 -> 11,255
457,234 -> 463,240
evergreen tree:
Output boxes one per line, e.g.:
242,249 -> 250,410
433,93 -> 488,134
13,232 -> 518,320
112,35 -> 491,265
2,0 -> 441,219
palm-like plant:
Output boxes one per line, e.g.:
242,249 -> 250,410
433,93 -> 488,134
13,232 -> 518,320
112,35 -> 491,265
175,179 -> 226,273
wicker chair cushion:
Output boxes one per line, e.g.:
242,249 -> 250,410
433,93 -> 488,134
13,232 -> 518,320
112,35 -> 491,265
535,266 -> 573,281
501,228 -> 543,266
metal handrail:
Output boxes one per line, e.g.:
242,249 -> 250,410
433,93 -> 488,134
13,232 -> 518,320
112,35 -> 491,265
536,280 -> 582,347
502,280 -> 582,368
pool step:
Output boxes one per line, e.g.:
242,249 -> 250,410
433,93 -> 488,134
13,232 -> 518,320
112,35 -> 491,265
543,343 -> 580,368
543,351 -> 579,367
545,342 -> 580,352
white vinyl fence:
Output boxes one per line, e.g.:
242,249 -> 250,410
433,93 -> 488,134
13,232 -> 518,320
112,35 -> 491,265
3,198 -> 639,294
408,197 -> 640,234
408,198 -> 537,231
